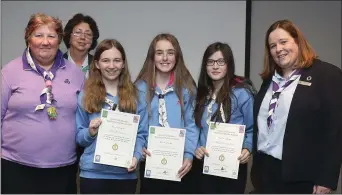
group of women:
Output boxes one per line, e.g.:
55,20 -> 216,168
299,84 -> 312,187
1,12 -> 341,194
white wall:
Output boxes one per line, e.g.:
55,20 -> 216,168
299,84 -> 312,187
1,1 -> 247,81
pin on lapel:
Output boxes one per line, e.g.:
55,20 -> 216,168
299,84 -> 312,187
299,79 -> 312,86
298,76 -> 312,86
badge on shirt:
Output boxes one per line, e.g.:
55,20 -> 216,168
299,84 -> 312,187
298,80 -> 312,86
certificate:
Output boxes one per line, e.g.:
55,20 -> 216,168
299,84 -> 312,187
144,126 -> 185,182
93,109 -> 140,168
203,122 -> 245,179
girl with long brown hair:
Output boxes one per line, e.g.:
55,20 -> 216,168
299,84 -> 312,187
134,33 -> 198,193
75,39 -> 148,194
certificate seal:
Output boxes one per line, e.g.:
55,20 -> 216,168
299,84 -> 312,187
112,143 -> 118,151
219,154 -> 225,161
161,158 -> 167,165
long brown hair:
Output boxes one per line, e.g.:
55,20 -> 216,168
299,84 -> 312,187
134,33 -> 196,117
83,39 -> 137,113
194,42 -> 255,128
260,19 -> 317,80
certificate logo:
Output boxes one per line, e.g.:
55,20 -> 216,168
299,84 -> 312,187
161,158 -> 167,165
95,155 -> 101,162
210,123 -> 216,130
219,154 -> 225,161
204,166 -> 209,173
112,143 -> 118,151
133,116 -> 139,123
232,170 -> 237,176
179,130 -> 185,137
150,127 -> 155,134
239,126 -> 244,133
102,110 -> 108,118
145,170 -> 151,177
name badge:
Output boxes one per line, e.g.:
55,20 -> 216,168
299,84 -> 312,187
298,81 -> 312,86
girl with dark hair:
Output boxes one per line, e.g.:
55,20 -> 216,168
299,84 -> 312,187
193,42 -> 255,194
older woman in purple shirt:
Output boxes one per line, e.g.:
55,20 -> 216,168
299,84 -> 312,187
1,13 -> 84,193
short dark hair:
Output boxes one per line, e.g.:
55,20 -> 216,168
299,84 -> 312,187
63,13 -> 100,50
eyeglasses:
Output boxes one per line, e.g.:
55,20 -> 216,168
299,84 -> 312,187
72,31 -> 93,39
206,58 -> 226,66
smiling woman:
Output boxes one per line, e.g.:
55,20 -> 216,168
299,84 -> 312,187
251,19 -> 342,194
24,13 -> 63,69
63,13 -> 100,79
27,26 -> 59,68
1,13 -> 85,194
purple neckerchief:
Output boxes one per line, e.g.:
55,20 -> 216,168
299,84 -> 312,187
22,48 -> 66,104
267,69 -> 302,127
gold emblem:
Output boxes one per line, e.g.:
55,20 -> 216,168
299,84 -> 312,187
161,158 -> 167,165
112,144 -> 118,151
219,154 -> 225,161
47,106 -> 57,120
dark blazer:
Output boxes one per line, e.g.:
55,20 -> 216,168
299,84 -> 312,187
63,52 -> 93,66
251,59 -> 342,190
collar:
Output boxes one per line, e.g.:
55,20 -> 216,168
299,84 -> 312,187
273,69 -> 298,82
22,48 -> 66,71
67,49 -> 89,70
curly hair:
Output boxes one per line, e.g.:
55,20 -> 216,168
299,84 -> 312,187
63,13 -> 99,50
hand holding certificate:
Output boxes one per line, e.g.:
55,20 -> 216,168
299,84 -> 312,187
93,109 -> 140,169
203,122 -> 245,179
144,126 -> 186,182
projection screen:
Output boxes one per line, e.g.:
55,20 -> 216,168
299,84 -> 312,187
1,1 -> 251,80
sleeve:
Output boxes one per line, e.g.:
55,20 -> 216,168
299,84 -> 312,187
75,91 -> 96,147
1,71 -> 11,125
183,89 -> 200,160
240,89 -> 254,153
315,64 -> 342,190
133,91 -> 149,161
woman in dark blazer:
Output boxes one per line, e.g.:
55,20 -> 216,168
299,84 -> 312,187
251,19 -> 342,194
